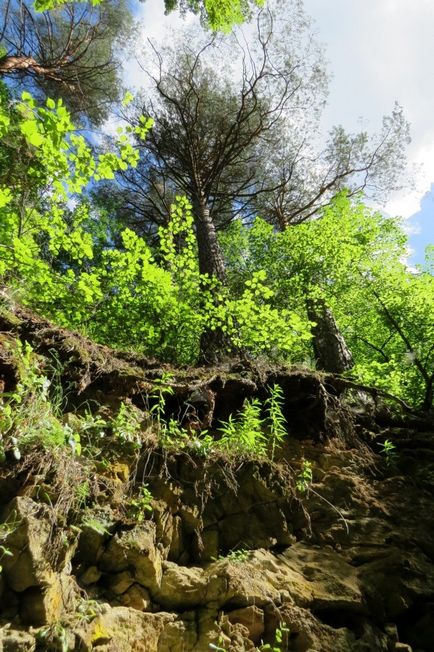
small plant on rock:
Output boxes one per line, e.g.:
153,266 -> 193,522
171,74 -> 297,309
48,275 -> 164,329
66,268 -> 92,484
266,384 -> 287,461
209,641 -> 228,652
218,398 -> 266,455
296,459 -> 313,494
127,484 -> 153,523
150,372 -> 174,429
160,418 -> 190,448
37,622 -> 70,652
112,402 -> 143,450
378,438 -> 398,466
213,548 -> 250,563
0,341 -> 78,454
260,623 -> 291,652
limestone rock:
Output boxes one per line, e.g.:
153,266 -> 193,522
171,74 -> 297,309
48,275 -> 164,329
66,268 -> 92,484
20,575 -> 76,626
76,606 -> 179,652
107,570 -> 135,595
157,563 -> 208,609
119,583 -> 151,611
98,522 -> 162,592
1,497 -> 56,593
227,606 -> 264,643
0,626 -> 36,652
79,565 -> 102,586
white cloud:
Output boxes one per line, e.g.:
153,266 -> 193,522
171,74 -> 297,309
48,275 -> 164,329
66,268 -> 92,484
121,0 -> 434,231
385,139 -> 434,218
123,0 -> 199,91
303,0 -> 434,228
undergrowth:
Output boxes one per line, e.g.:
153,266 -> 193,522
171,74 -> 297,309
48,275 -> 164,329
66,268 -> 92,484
0,340 -> 353,543
0,343 -> 294,537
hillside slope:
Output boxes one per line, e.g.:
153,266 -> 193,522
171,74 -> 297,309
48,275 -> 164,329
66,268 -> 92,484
0,304 -> 433,651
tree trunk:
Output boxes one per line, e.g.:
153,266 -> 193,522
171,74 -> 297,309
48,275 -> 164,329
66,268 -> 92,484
194,197 -> 227,282
193,196 -> 232,364
307,298 -> 353,374
422,376 -> 433,413
0,56 -> 64,82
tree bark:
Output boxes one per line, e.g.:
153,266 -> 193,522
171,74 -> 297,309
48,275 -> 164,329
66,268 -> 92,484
307,298 -> 353,374
193,196 -> 233,364
0,56 -> 64,83
194,197 -> 227,282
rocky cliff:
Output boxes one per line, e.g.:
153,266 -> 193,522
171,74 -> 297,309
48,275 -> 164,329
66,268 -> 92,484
0,304 -> 433,651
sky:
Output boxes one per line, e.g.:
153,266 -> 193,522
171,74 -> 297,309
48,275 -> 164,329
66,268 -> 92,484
302,0 -> 434,265
127,0 -> 434,265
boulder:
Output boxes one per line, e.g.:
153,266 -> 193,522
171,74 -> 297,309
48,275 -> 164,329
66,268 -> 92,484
98,522 -> 162,593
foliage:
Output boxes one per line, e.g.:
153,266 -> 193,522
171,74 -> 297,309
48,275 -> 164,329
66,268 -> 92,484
216,385 -> 288,457
0,1 -> 431,414
212,548 -> 250,563
127,484 -> 154,522
1,0 -> 132,123
0,511 -> 20,574
221,194 -> 434,410
218,397 -> 266,454
37,623 -> 70,652
0,86 -> 311,365
260,623 -> 291,652
265,384 -> 288,461
33,0 -> 261,32
209,622 -> 290,652
378,439 -> 398,466
296,460 -> 313,494
0,85 -> 148,323
111,403 -> 143,450
164,0 -> 264,31
0,341 -> 77,454
80,514 -> 111,537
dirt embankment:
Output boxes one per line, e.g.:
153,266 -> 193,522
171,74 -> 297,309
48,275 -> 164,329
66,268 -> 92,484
0,303 -> 433,651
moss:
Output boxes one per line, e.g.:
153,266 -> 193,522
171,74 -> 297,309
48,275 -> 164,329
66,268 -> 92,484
0,306 -> 21,327
91,621 -> 112,644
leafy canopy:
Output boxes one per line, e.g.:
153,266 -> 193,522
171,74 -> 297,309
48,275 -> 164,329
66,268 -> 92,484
33,0 -> 263,31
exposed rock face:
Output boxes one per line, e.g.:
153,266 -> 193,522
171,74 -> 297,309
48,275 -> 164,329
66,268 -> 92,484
0,308 -> 433,651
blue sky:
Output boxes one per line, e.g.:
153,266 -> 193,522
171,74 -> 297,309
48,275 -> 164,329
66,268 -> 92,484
302,0 -> 434,263
126,0 -> 434,262
408,185 -> 434,266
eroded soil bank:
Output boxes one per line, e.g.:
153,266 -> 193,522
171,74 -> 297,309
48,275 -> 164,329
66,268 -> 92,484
0,305 -> 433,651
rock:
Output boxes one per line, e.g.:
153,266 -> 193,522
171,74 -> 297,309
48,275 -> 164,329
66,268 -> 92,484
0,497 -> 77,625
1,497 -> 56,592
168,515 -> 183,561
0,587 -> 20,619
76,606 -> 179,652
79,565 -> 102,586
394,644 -> 413,652
385,622 -> 399,645
157,563 -> 208,609
201,528 -> 219,561
0,626 -> 36,651
278,545 -> 364,612
119,584 -> 151,611
20,575 -> 76,626
404,602 -> 434,650
98,523 -> 162,592
107,570 -> 135,595
227,606 -> 264,642
75,513 -> 112,566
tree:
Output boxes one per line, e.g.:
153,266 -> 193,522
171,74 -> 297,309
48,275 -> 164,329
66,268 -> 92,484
98,2 -> 327,359
0,0 -> 132,123
253,105 -> 410,229
220,194 -> 434,411
163,0 -> 265,31
101,0 -> 408,361
33,0 -> 263,33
